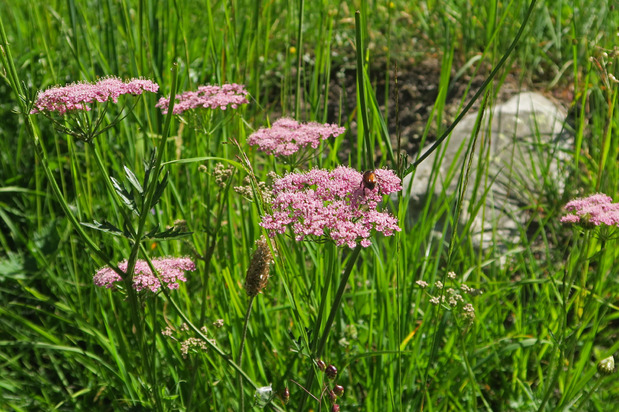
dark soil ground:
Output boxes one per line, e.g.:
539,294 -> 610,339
327,57 -> 575,161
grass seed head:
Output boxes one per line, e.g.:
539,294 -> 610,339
244,236 -> 273,297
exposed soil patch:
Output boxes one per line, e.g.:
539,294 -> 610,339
327,57 -> 573,160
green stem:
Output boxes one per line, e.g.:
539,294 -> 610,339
354,11 -> 372,170
405,0 -> 538,175
0,17 -> 122,277
37,132 -> 120,269
120,64 -> 178,409
238,296 -> 255,412
595,87 -> 617,191
294,0 -> 304,119
1,16 -> 159,407
574,378 -> 603,411
309,243 -> 337,354
91,142 -> 138,240
299,244 -> 363,409
157,285 -> 285,411
315,246 -> 362,358
123,64 -> 179,281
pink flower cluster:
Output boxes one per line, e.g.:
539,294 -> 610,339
156,83 -> 249,115
31,77 -> 159,114
260,166 -> 402,248
560,193 -> 619,227
247,118 -> 346,156
94,257 -> 196,293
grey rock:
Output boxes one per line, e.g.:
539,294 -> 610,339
401,92 -> 571,251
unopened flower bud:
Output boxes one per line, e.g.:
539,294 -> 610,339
333,384 -> 344,397
328,390 -> 337,402
280,387 -> 290,404
598,355 -> 615,375
316,359 -> 326,371
325,364 -> 338,380
331,404 -> 340,412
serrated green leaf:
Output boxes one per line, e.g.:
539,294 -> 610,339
110,176 -> 138,213
0,252 -> 27,281
143,149 -> 157,188
144,225 -> 193,240
124,165 -> 143,194
122,220 -> 136,238
80,220 -> 126,237
151,171 -> 169,207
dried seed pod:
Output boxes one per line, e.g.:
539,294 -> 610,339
244,236 -> 273,297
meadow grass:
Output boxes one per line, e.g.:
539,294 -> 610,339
1,0 -> 618,410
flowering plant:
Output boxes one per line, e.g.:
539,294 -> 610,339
155,83 -> 249,115
31,77 -> 159,114
94,257 -> 196,293
560,193 -> 619,228
30,77 -> 159,142
260,166 -> 402,248
247,118 -> 345,157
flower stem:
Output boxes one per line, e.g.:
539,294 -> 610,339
157,286 -> 285,411
299,244 -> 362,409
316,244 -> 362,357
354,10 -> 373,170
91,142 -> 138,240
238,296 -> 255,412
0,19 -> 122,278
294,0 -> 304,119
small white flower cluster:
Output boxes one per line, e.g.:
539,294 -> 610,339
416,271 -> 482,325
180,337 -> 208,357
416,280 -> 428,288
462,303 -> 476,323
161,323 -> 214,358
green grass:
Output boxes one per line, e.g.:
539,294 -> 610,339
1,0 -> 618,410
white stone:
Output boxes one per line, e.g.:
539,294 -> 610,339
400,92 -> 571,251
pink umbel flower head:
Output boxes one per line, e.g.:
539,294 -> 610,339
94,257 -> 196,293
31,77 -> 159,114
247,118 -> 346,157
260,166 -> 402,248
560,193 -> 619,227
155,83 -> 249,115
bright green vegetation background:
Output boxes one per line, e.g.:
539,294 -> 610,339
1,0 -> 618,410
